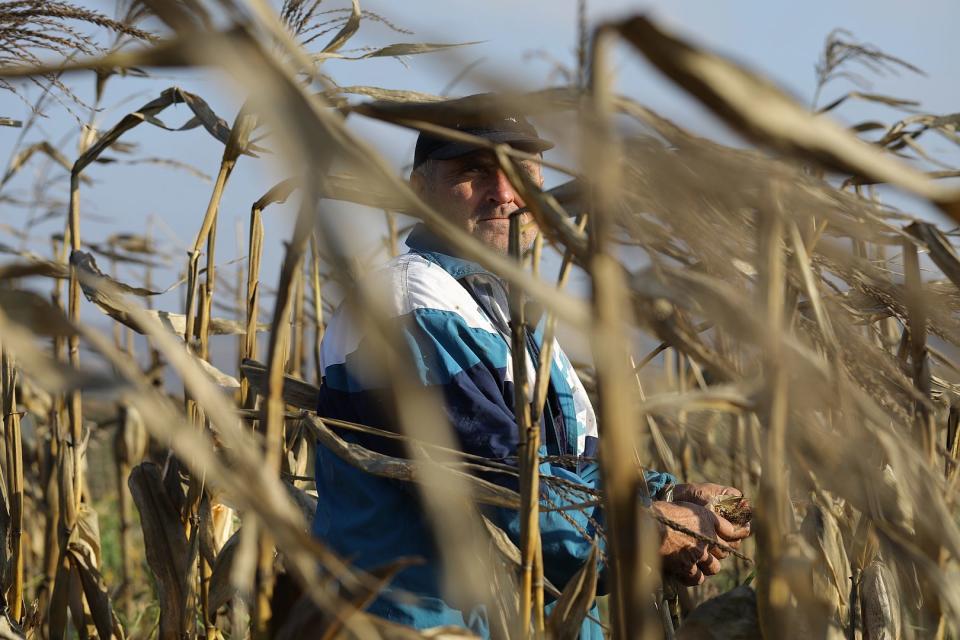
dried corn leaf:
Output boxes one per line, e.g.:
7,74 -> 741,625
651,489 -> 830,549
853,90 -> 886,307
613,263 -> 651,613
546,543 -> 598,640
319,557 -> 423,640
73,251 -> 241,387
350,88 -> 580,127
0,34 -> 199,80
74,503 -> 102,567
861,560 -> 902,640
122,157 -> 213,182
241,359 -> 319,409
73,87 -> 237,176
284,481 -> 318,524
319,0 -> 360,54
906,221 -> 960,291
315,41 -> 482,62
71,251 -> 166,296
0,305 -> 118,394
103,234 -> 159,255
0,141 -> 92,188
800,504 -> 850,623
331,85 -> 445,103
0,260 -> 69,281
817,91 -> 919,114
615,16 -> 960,219
70,271 -> 378,635
67,544 -> 123,640
151,310 -> 262,336
128,463 -> 191,640
0,290 -> 76,337
207,528 -> 240,615
303,414 -> 521,510
84,243 -> 168,268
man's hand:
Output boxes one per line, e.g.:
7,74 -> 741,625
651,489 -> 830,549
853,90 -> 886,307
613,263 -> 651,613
672,482 -> 743,508
673,482 -> 752,549
651,501 -> 750,586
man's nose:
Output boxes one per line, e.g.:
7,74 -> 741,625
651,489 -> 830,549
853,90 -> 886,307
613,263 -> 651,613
487,169 -> 522,206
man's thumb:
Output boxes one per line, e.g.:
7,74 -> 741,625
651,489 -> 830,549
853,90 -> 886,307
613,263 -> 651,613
712,511 -> 750,540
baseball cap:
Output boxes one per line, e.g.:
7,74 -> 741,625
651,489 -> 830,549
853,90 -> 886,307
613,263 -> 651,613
413,110 -> 554,170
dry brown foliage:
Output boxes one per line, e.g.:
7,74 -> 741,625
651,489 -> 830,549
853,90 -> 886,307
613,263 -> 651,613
0,2 -> 958,640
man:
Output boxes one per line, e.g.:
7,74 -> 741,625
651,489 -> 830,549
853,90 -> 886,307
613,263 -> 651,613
312,106 -> 751,637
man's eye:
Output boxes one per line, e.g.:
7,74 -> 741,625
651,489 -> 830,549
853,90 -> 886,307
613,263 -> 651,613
463,164 -> 493,176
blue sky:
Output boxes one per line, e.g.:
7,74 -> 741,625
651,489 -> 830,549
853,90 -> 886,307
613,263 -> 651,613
1,0 -> 957,370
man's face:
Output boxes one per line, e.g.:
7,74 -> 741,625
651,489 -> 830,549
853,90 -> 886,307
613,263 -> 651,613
411,149 -> 542,254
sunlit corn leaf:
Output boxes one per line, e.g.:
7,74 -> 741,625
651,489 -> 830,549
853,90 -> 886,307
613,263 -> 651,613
241,359 -> 319,409
314,41 -> 482,62
150,310 -> 262,337
72,87 -> 241,178
905,221 -> 960,291
303,414 -> 521,510
73,251 -> 242,386
0,612 -> 23,639
323,174 -> 408,212
318,0 -> 360,54
128,463 -> 192,640
71,251 -> 166,297
0,33 -> 200,81
800,503 -> 850,626
328,85 -> 445,103
614,16 -> 960,219
817,91 -> 920,114
350,87 -> 580,127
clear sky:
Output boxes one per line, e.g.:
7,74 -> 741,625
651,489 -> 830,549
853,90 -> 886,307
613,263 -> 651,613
1,0 -> 957,370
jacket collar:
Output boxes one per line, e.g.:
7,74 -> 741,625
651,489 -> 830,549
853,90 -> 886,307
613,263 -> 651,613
404,223 -> 490,280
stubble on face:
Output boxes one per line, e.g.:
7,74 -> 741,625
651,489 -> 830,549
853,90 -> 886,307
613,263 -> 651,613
412,150 -> 542,255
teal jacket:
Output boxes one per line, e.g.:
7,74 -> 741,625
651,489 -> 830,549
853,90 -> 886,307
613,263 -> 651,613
312,225 -> 675,637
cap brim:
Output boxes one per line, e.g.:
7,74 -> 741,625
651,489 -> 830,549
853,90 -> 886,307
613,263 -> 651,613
428,131 -> 554,161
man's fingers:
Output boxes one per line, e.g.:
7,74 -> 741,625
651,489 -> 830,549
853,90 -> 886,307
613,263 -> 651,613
679,564 -> 704,586
713,512 -> 751,541
710,545 -> 730,560
696,545 -> 710,564
698,553 -> 721,576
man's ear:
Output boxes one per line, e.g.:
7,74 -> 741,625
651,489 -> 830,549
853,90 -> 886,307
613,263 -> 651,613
409,169 -> 425,196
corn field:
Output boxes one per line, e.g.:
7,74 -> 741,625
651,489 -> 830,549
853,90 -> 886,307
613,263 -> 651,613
0,1 -> 959,638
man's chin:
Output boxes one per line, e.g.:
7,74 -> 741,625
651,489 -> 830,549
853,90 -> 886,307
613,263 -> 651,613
472,230 -> 511,255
